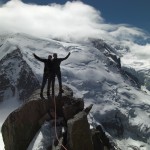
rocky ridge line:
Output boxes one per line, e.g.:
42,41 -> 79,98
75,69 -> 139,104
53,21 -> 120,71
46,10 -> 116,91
1,86 -> 120,150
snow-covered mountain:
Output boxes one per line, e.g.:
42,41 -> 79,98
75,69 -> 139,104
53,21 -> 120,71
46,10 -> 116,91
0,48 -> 40,102
0,33 -> 150,150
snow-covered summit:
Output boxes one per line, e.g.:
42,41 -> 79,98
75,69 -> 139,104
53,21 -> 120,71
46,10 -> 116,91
0,33 -> 150,150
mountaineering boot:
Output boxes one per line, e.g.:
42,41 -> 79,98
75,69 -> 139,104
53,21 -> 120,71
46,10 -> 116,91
58,89 -> 63,98
59,89 -> 64,93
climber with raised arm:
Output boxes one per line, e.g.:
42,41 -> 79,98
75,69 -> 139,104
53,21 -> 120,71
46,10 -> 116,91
52,52 -> 71,97
33,53 -> 53,98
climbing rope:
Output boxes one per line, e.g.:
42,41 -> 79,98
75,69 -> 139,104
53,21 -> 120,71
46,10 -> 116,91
53,95 -> 68,150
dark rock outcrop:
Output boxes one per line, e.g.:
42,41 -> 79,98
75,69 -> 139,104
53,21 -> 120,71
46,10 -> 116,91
1,86 -> 82,150
63,97 -> 84,120
2,86 -> 117,150
0,73 -> 10,102
67,105 -> 93,150
1,99 -> 50,150
94,125 -> 121,150
92,39 -> 122,73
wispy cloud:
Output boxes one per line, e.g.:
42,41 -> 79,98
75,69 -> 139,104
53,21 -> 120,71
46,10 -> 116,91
0,0 -> 104,40
0,0 -> 148,41
0,0 -> 150,69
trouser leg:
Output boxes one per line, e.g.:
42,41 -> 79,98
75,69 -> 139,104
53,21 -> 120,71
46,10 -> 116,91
52,75 -> 55,97
57,71 -> 63,93
47,76 -> 51,96
41,74 -> 47,94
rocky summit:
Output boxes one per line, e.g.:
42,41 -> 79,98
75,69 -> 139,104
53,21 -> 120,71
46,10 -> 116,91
1,86 -> 118,150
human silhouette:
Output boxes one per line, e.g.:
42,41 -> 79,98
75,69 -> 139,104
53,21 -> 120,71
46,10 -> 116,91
52,52 -> 70,96
33,53 -> 52,98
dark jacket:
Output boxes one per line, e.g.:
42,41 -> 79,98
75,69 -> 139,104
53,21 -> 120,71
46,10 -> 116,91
34,54 -> 52,76
52,53 -> 70,73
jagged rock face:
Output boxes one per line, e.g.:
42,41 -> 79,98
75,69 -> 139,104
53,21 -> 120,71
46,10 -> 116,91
93,125 -> 121,150
1,99 -> 50,150
0,73 -> 10,101
0,48 -> 40,101
63,97 -> 84,120
1,87 -> 74,150
66,105 -> 119,150
67,110 -> 93,150
91,129 -> 107,150
1,86 -> 117,150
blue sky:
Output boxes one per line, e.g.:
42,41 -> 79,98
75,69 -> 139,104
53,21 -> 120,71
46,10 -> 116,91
0,0 -> 150,44
1,0 -> 149,33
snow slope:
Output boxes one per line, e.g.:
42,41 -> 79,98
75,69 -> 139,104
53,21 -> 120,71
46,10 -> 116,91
0,33 -> 150,150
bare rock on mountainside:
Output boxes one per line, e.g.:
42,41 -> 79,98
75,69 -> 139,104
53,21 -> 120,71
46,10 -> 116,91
67,104 -> 118,150
2,85 -> 117,150
0,48 -> 40,101
67,105 -> 94,150
2,99 -> 50,150
1,86 -> 84,150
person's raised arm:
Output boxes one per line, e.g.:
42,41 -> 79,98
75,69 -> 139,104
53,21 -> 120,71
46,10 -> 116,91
60,52 -> 71,61
33,53 -> 46,62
